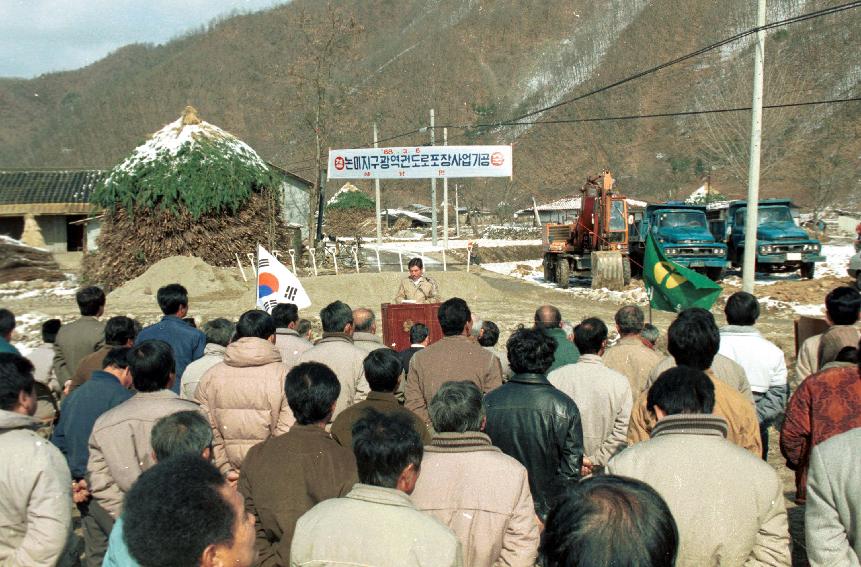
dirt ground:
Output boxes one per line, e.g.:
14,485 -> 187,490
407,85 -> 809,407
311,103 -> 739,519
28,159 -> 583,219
4,253 -> 836,565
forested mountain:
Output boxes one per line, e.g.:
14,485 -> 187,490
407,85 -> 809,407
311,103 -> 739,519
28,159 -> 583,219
1,0 -> 858,212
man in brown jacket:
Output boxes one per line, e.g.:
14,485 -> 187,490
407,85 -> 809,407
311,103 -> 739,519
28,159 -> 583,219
602,305 -> 662,396
238,362 -> 358,567
69,316 -> 137,392
332,348 -> 431,447
627,308 -> 761,456
271,303 -> 311,368
298,301 -> 370,420
54,286 -> 106,388
195,310 -> 293,479
411,381 -> 539,567
406,297 -> 502,424
609,367 -> 791,567
86,340 -> 200,562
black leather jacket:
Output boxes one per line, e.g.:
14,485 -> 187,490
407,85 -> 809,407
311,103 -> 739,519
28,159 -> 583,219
484,372 -> 584,520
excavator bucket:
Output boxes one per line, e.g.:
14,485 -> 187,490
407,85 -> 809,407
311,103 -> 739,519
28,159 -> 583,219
591,251 -> 625,291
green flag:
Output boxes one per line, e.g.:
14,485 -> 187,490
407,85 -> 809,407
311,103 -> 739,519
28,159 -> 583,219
643,234 -> 722,313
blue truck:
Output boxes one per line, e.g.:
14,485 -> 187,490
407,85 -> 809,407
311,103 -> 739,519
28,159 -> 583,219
706,199 -> 824,279
630,203 -> 728,281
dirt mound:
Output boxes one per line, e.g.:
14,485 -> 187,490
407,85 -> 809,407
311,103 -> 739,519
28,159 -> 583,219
446,244 -> 543,264
108,256 -> 248,307
722,274 -> 854,306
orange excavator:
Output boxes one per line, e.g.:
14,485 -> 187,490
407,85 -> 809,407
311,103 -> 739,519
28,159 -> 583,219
541,170 -> 634,290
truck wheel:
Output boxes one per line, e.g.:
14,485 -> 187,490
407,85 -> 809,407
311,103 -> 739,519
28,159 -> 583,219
800,262 -> 815,279
623,257 -> 632,285
705,267 -> 724,281
556,259 -> 570,289
543,256 -> 554,283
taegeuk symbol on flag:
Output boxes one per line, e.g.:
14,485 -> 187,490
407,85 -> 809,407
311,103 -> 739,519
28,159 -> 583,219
256,245 -> 312,312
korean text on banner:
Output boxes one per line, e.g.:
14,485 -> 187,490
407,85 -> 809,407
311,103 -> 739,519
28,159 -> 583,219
327,145 -> 512,180
256,245 -> 312,313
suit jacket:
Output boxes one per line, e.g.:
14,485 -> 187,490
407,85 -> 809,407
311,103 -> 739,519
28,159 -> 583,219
398,345 -> 424,375
53,316 -> 105,385
805,427 -> 861,566
137,315 -> 206,394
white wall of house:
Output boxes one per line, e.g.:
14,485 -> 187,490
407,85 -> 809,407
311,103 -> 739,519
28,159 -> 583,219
86,219 -> 102,251
35,215 -> 67,252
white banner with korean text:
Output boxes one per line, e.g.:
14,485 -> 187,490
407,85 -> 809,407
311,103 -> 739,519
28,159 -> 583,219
327,145 -> 512,180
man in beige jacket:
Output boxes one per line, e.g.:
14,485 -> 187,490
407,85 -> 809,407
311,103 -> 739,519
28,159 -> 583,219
602,305 -> 662,396
87,340 -> 201,523
271,303 -> 312,368
796,286 -> 860,383
298,301 -> 370,420
411,381 -> 539,567
608,367 -> 791,567
407,298 -> 502,424
628,308 -> 761,457
394,257 -> 440,304
196,310 -> 293,478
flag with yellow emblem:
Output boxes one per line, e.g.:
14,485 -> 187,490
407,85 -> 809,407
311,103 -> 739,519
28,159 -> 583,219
643,234 -> 722,313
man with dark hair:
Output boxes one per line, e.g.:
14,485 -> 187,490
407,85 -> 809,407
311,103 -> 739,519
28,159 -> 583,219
398,322 -> 429,376
53,286 -> 106,384
136,283 -> 206,394
534,305 -> 580,372
797,286 -> 861,380
484,328 -> 583,520
291,410 -> 461,566
719,291 -> 788,458
239,362 -> 358,566
411,381 -> 540,567
87,340 -> 200,543
271,302 -> 312,367
395,257 -> 440,304
69,315 -> 138,392
52,346 -> 135,564
407,297 -> 502,424
602,305 -> 662,395
299,300 -> 370,420
103,410 -> 214,567
805,427 -> 861,565
181,318 -> 235,400
0,353 -> 77,567
782,336 -> 861,504
540,476 -> 679,567
628,308 -> 761,456
332,349 -> 431,447
0,309 -> 18,354
548,318 -> 632,475
27,318 -> 63,435
196,309 -> 293,479
478,320 -> 512,380
296,318 -> 313,341
122,454 -> 256,567
608,367 -> 791,566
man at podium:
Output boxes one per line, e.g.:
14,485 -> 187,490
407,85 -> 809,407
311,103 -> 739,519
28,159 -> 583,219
394,258 -> 439,304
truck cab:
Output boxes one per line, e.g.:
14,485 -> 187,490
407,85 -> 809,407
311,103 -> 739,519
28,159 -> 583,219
631,203 -> 728,280
707,199 -> 824,278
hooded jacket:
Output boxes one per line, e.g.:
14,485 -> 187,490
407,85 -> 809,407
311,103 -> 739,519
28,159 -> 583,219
196,337 -> 294,476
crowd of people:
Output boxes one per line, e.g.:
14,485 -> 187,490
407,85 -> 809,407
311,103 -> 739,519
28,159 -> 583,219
0,277 -> 860,567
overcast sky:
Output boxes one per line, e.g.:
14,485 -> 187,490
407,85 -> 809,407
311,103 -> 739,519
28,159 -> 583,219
0,0 -> 287,78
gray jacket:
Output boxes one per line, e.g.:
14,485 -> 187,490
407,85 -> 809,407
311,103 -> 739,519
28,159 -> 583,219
806,427 -> 861,566
298,334 -> 370,420
0,410 -> 76,567
274,328 -> 313,369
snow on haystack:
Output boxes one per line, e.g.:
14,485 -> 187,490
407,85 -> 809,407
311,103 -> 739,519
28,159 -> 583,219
110,106 -> 268,179
327,183 -> 361,206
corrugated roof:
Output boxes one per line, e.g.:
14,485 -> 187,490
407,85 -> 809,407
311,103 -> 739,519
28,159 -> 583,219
0,170 -> 107,205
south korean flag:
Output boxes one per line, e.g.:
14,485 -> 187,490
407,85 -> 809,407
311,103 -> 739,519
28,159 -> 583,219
256,245 -> 312,312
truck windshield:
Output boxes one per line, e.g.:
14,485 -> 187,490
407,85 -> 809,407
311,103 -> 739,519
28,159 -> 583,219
657,211 -> 706,229
758,206 -> 793,224
735,206 -> 794,226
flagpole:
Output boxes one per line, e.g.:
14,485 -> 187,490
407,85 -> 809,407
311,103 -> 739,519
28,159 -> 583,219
254,243 -> 259,309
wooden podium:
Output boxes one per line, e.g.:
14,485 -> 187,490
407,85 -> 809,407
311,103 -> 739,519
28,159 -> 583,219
381,303 -> 443,352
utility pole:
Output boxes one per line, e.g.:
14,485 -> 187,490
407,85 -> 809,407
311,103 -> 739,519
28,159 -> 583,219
374,123 -> 382,245
430,109 -> 437,246
443,127 -> 449,248
743,0 -> 766,293
455,184 -> 461,237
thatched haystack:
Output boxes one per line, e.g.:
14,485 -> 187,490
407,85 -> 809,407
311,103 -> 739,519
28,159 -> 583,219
324,183 -> 375,237
84,106 -> 285,289
0,236 -> 64,283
